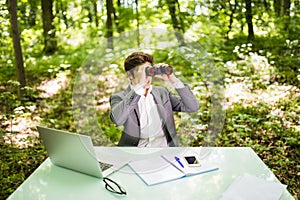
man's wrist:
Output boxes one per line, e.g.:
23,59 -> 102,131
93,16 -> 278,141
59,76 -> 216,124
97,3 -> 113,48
172,78 -> 185,89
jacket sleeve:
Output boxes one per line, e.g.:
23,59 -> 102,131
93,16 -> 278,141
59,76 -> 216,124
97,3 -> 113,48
109,89 -> 141,126
169,84 -> 200,113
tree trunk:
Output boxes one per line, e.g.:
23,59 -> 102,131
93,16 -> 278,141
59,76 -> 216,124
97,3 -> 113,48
86,2 -> 93,23
41,0 -> 57,54
295,0 -> 299,7
245,0 -> 254,41
227,0 -> 237,39
106,0 -> 114,49
283,0 -> 290,29
135,0 -> 140,47
112,3 -> 121,32
274,0 -> 282,16
175,0 -> 185,32
28,0 -> 37,26
283,0 -> 290,15
93,0 -> 99,27
8,0 -> 26,97
166,0 -> 185,46
263,0 -> 269,11
58,0 -> 68,28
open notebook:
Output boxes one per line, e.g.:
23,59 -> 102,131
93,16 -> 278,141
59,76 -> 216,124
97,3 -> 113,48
128,153 -> 219,186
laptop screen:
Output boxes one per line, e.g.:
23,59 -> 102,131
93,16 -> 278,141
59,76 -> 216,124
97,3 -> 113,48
37,126 -> 103,179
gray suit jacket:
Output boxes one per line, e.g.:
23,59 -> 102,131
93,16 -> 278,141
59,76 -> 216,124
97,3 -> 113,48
109,84 -> 200,146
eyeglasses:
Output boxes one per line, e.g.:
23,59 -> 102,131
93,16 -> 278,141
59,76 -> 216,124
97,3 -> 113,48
103,177 -> 127,195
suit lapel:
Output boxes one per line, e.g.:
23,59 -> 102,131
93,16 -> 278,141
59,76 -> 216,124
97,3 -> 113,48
125,85 -> 140,123
150,87 -> 163,105
150,87 -> 166,123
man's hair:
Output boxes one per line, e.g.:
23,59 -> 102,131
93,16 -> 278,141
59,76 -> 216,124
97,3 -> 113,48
124,52 -> 154,72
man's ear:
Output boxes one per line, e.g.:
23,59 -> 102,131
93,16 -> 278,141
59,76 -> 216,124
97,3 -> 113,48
127,71 -> 135,80
126,71 -> 132,79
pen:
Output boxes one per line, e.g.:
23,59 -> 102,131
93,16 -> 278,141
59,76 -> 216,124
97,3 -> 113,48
175,156 -> 184,168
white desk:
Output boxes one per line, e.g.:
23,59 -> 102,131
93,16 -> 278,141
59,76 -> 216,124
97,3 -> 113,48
8,147 -> 293,200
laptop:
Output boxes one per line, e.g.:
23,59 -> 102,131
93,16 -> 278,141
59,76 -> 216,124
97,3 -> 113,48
37,126 -> 125,178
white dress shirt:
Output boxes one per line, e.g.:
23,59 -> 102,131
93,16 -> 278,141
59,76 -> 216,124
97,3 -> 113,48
132,79 -> 184,147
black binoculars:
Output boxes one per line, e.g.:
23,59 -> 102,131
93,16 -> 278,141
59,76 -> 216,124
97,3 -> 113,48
145,65 -> 173,76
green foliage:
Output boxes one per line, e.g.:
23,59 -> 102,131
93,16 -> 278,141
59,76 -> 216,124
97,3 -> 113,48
0,132 -> 47,200
220,35 -> 300,88
117,7 -> 135,32
216,101 -> 299,196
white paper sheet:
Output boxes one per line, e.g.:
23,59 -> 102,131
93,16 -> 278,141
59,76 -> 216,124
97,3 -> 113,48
221,173 -> 287,200
128,156 -> 184,185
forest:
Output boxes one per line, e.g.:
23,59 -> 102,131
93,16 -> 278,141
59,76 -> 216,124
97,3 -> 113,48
0,0 -> 299,199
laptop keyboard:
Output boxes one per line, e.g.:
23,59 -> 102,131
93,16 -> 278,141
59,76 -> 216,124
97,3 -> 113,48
99,161 -> 113,171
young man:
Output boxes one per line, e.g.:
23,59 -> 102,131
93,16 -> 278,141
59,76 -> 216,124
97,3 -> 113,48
109,52 -> 199,147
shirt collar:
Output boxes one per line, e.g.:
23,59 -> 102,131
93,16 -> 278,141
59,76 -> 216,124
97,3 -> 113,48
130,84 -> 153,96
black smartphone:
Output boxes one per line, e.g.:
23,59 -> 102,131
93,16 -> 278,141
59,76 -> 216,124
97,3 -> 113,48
183,156 -> 201,167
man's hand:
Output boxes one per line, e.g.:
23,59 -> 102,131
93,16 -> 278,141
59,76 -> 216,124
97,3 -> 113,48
154,63 -> 185,89
154,63 -> 178,83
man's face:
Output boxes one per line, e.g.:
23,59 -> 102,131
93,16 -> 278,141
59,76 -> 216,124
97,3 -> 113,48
129,62 -> 152,88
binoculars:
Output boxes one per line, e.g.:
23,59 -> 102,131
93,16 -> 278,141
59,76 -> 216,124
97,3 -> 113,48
145,65 -> 173,76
